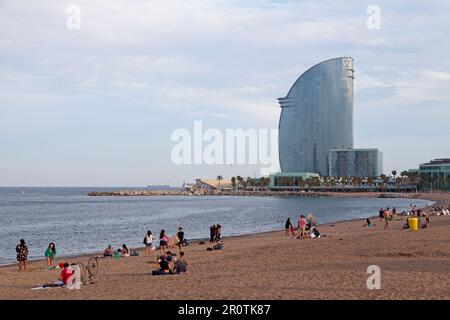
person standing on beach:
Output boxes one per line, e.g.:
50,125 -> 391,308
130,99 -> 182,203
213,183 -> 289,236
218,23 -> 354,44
176,227 -> 185,252
45,242 -> 57,268
298,215 -> 307,239
285,218 -> 293,236
144,230 -> 155,257
379,208 -> 385,222
159,229 -> 169,254
16,239 -> 28,271
384,207 -> 391,229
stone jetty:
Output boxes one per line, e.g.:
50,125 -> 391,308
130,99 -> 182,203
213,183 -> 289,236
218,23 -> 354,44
87,189 -> 331,197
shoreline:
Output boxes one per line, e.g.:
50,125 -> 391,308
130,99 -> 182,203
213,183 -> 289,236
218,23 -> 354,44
0,192 -> 442,269
1,192 -> 449,299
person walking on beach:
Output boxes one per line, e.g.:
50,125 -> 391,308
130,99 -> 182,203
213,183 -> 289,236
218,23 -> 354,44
384,207 -> 391,229
159,229 -> 169,254
16,239 -> 28,271
176,227 -> 185,252
45,242 -> 57,268
144,230 -> 155,257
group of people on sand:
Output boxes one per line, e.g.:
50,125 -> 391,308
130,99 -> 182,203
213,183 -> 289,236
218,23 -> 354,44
103,244 -> 131,258
15,240 -> 58,271
151,250 -> 188,275
430,206 -> 450,216
284,213 -> 321,239
365,205 -> 433,230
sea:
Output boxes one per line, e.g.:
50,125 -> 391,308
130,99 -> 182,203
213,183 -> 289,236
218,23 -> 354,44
0,187 -> 431,265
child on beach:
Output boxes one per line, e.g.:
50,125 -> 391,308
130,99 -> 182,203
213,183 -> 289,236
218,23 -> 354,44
143,230 -> 155,256
16,239 -> 28,271
45,242 -> 57,268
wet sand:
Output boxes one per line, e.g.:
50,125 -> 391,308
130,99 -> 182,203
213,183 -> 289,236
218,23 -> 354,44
1,192 -> 449,300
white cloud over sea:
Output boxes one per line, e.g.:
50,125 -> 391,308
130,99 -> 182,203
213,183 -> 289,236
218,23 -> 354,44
1,0 -> 449,186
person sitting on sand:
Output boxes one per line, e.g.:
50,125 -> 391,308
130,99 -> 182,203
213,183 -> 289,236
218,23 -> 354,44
45,242 -> 57,268
310,226 -> 321,238
103,245 -> 114,258
121,244 -> 130,257
175,252 -> 188,274
363,218 -> 375,227
16,239 -> 28,271
159,229 -> 170,254
421,217 -> 430,229
151,255 -> 171,275
42,263 -> 73,287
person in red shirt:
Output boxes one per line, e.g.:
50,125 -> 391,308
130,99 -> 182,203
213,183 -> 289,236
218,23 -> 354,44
59,263 -> 74,285
298,215 -> 307,239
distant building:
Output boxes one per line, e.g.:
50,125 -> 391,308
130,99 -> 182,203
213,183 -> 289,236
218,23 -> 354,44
328,148 -> 383,177
268,172 -> 320,190
418,158 -> 450,190
195,178 -> 232,190
278,57 -> 354,176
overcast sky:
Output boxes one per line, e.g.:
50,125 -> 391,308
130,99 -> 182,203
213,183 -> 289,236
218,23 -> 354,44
1,0 -> 449,186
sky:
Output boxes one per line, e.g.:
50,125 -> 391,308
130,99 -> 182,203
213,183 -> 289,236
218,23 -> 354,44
1,0 -> 449,187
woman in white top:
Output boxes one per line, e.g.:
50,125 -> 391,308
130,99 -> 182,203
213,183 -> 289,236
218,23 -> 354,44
144,230 -> 155,256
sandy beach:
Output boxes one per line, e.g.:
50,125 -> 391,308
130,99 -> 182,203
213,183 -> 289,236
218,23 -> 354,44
1,192 -> 449,300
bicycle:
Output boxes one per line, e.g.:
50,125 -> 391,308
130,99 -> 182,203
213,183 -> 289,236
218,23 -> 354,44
76,256 -> 99,284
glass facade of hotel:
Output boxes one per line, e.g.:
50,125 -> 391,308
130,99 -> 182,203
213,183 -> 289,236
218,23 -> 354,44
278,57 -> 354,176
328,148 -> 383,178
419,158 -> 450,190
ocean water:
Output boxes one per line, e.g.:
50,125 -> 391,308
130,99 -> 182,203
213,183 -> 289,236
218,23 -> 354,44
0,187 -> 431,265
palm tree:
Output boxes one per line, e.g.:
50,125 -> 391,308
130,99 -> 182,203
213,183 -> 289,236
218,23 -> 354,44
216,175 -> 223,190
392,170 -> 397,180
236,176 -> 243,190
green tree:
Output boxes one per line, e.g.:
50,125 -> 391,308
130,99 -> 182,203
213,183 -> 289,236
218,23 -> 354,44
231,177 -> 236,191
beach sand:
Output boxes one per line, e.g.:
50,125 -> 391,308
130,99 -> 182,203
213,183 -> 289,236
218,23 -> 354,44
1,192 -> 449,300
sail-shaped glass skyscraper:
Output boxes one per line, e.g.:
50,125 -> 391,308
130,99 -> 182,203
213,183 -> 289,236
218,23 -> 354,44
278,57 -> 354,176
